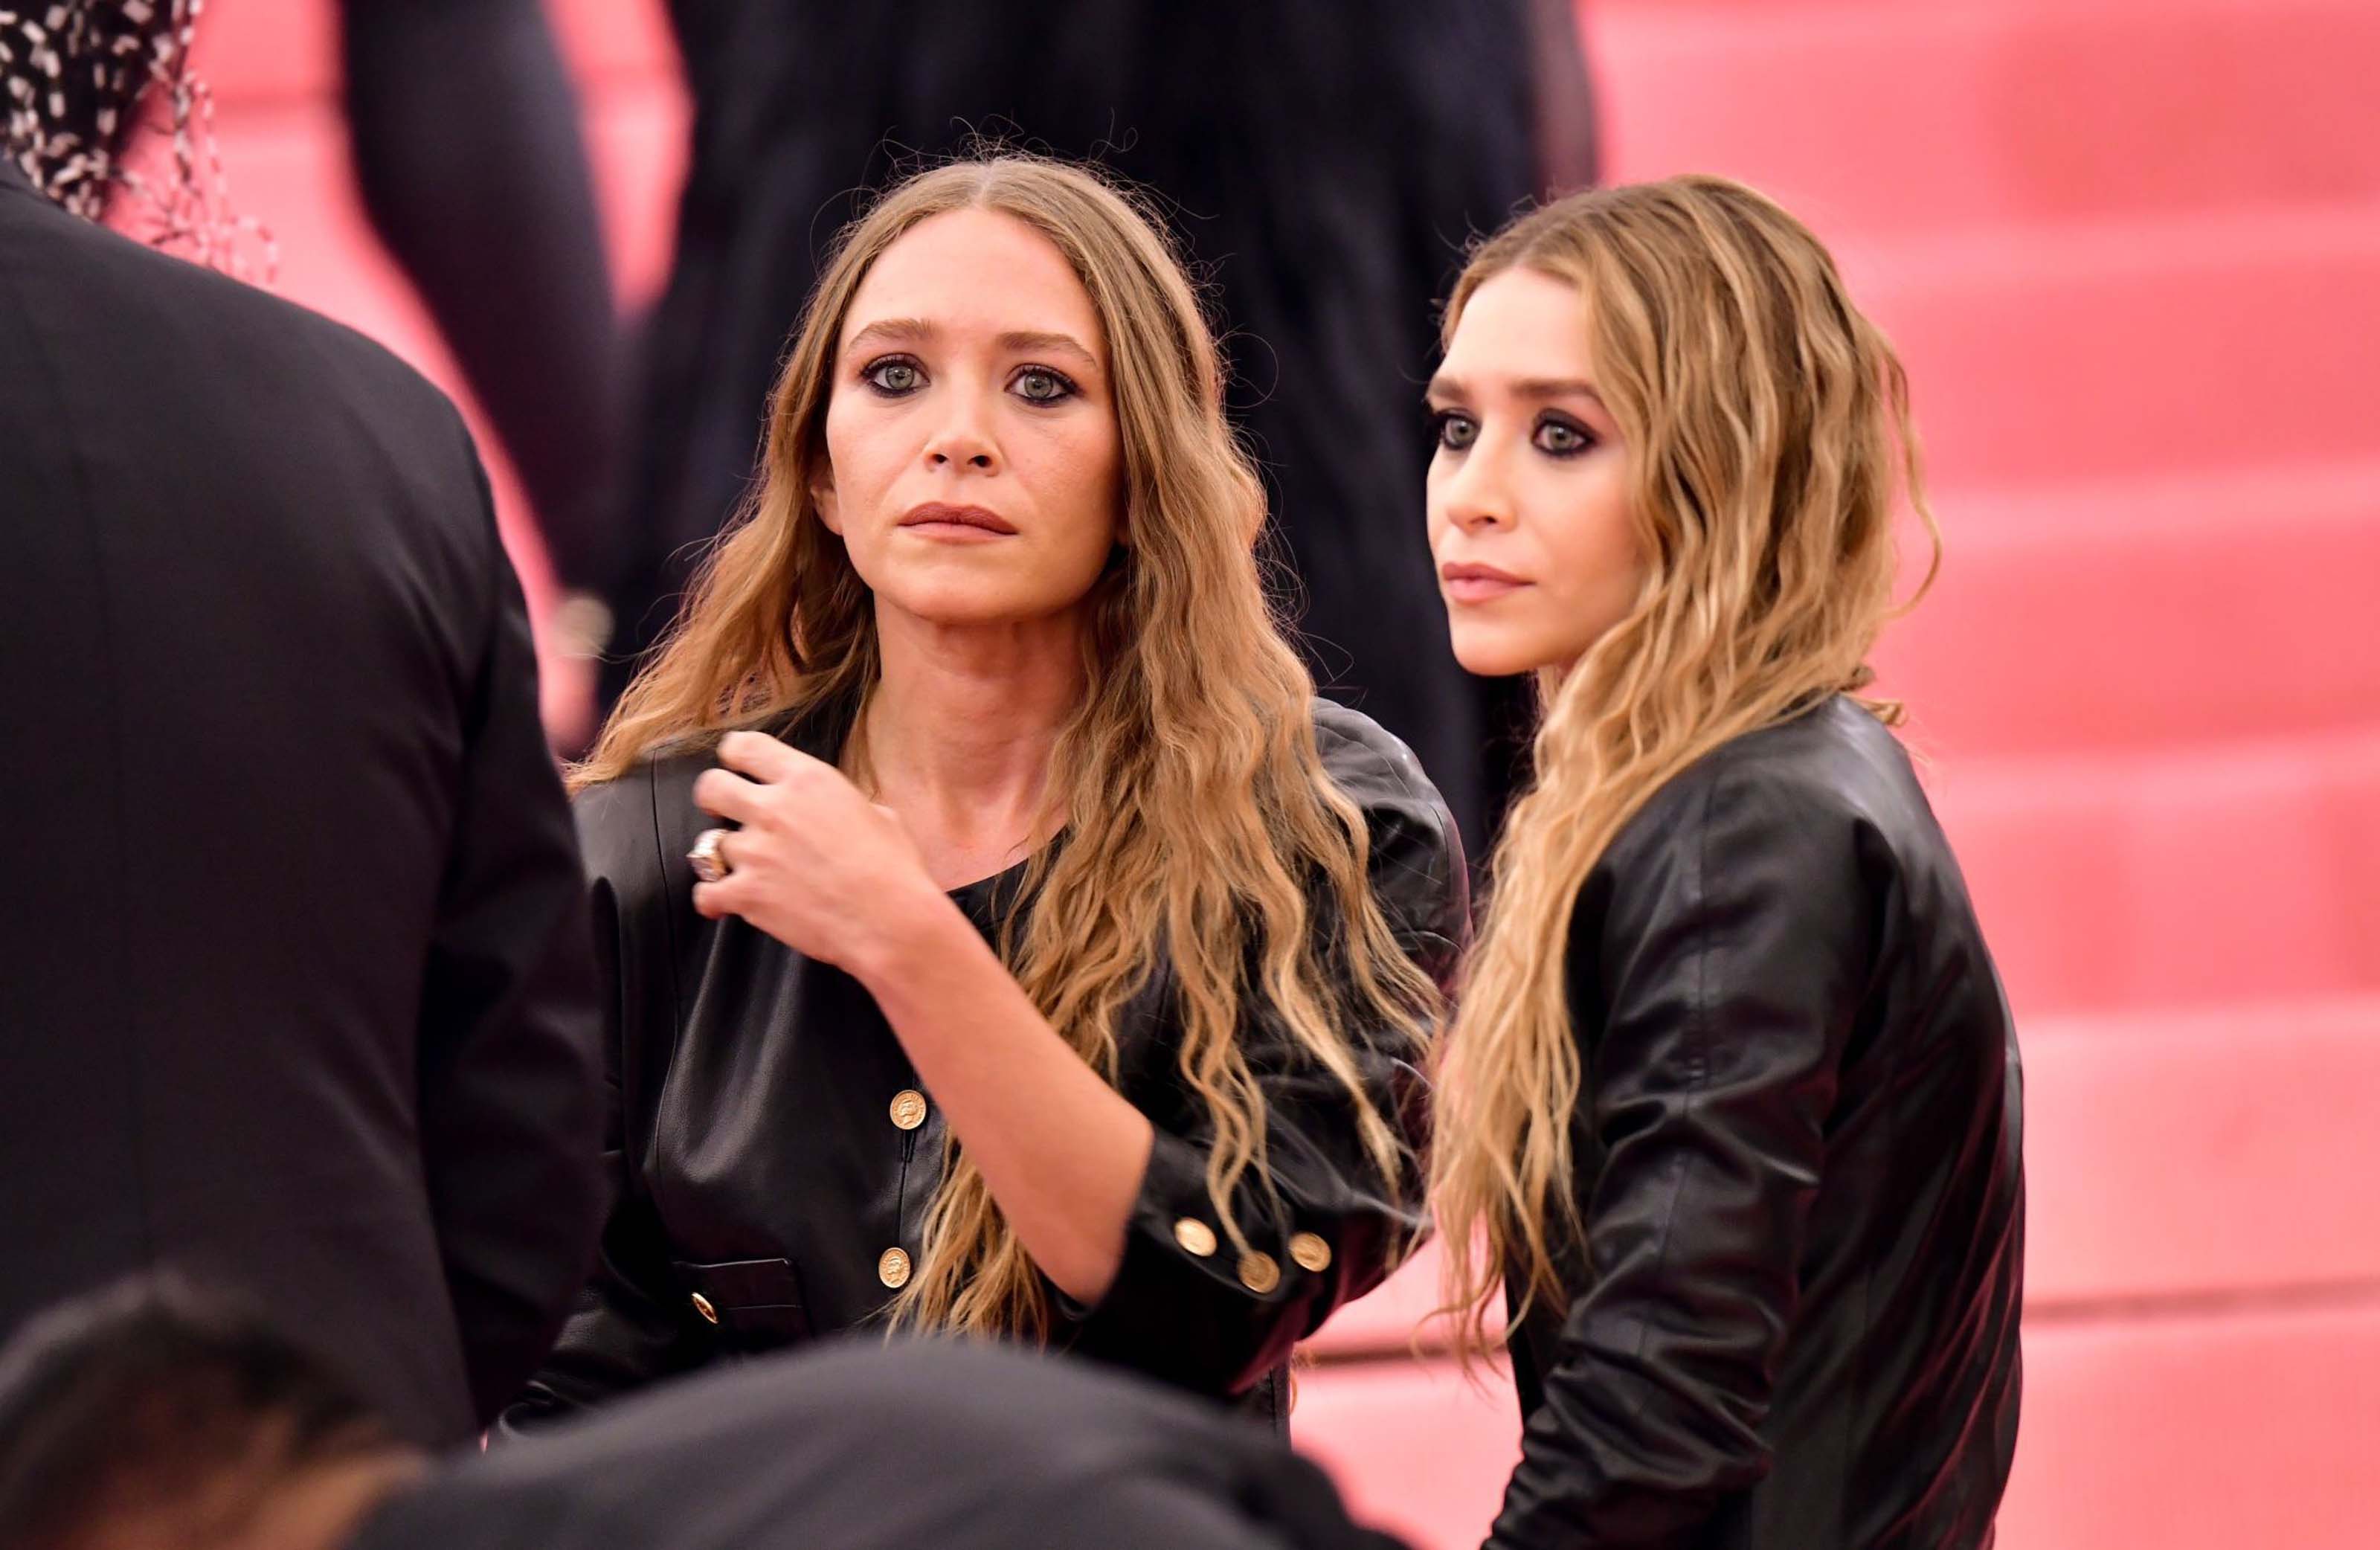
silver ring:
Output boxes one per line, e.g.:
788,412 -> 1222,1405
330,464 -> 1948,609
687,828 -> 733,884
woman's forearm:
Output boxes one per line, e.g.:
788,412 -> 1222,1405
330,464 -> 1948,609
854,898 -> 1156,1305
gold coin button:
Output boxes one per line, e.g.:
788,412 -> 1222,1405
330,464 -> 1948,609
689,1292 -> 719,1325
1238,1250 -> 1281,1295
1173,1218 -> 1218,1258
878,1247 -> 913,1290
1288,1232 -> 1333,1273
889,1089 -> 928,1131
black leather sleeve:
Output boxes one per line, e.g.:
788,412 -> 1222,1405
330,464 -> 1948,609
1066,713 -> 1467,1397
1488,751 -> 1875,1549
413,447 -> 606,1428
501,770 -> 715,1432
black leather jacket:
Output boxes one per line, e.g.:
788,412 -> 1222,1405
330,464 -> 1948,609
507,698 -> 1465,1432
1493,697 -> 2024,1549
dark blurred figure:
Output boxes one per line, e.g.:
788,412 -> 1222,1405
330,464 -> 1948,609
640,0 -> 1598,852
0,3 -> 605,1446
339,0 -> 628,747
0,1279 -> 1411,1550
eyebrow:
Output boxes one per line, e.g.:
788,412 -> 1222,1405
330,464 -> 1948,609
1426,374 -> 1606,408
845,317 -> 1102,370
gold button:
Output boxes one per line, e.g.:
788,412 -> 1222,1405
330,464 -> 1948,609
878,1247 -> 913,1290
1173,1218 -> 1218,1258
889,1089 -> 928,1131
689,1292 -> 719,1325
1238,1250 -> 1281,1295
1288,1232 -> 1332,1273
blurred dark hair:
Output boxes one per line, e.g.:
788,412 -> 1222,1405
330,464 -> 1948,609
0,1276 -> 399,1550
1,1 -> 181,208
2,1 -> 266,270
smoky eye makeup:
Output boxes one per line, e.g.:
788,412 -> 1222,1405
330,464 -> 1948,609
1009,365 -> 1081,405
860,353 -> 926,395
1531,411 -> 1598,457
1429,408 -> 1479,451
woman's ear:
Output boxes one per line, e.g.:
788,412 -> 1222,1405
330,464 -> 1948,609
811,470 -> 843,535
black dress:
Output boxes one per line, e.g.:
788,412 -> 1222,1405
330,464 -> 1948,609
509,697 -> 1467,1432
1492,698 -> 2024,1549
611,0 -> 1575,855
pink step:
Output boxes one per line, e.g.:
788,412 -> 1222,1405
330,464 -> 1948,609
1839,207 -> 2380,488
2023,996 -> 2380,1308
1306,995 -> 2380,1360
1293,1357 -> 1517,1550
1876,462 -> 2380,759
1585,0 -> 2380,238
1297,1298 -> 2380,1550
1933,729 -> 2380,1014
1999,1299 -> 2380,1550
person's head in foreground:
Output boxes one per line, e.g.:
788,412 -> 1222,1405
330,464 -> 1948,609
0,1279 -> 424,1550
0,1278 -> 1409,1550
1423,173 -> 1939,1319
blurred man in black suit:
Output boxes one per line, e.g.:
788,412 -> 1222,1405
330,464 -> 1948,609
0,3 -> 603,1444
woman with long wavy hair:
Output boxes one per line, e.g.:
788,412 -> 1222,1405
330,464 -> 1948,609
504,155 -> 1466,1432
1423,177 -> 2023,1548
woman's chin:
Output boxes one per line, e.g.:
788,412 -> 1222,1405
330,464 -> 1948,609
1449,626 -> 1554,681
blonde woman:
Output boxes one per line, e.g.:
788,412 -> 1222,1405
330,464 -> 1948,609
1424,178 -> 2022,1549
505,157 -> 1465,1432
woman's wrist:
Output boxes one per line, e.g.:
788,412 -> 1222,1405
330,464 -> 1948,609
847,880 -> 979,999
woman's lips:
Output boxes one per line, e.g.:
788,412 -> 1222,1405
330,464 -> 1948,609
1439,561 -> 1530,603
899,502 -> 1019,539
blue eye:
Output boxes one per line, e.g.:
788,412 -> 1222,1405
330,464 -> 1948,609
864,357 -> 923,394
1432,411 -> 1478,451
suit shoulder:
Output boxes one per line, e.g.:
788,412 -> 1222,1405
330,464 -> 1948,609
12,196 -> 471,456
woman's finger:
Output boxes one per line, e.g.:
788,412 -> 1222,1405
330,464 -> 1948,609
716,729 -> 819,783
692,767 -> 765,822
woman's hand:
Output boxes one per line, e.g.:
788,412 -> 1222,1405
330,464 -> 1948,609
689,730 -> 955,976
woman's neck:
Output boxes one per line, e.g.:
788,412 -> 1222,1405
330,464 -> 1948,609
857,605 -> 1086,889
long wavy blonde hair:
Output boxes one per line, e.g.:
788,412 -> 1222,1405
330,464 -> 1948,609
578,156 -> 1440,1340
1429,176 -> 1940,1357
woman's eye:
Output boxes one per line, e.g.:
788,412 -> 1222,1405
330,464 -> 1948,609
1433,411 -> 1478,451
1012,367 -> 1075,404
865,358 -> 922,394
1533,416 -> 1594,456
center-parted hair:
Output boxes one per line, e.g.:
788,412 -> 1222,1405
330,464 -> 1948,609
579,155 -> 1441,1340
1428,176 -> 1940,1357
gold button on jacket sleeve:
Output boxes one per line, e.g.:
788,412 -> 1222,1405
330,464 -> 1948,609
689,1292 -> 719,1325
1288,1232 -> 1333,1273
1237,1250 -> 1281,1295
1172,1218 -> 1218,1258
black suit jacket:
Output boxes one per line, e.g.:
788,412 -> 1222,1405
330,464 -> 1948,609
358,1337 -> 1409,1550
0,163 -> 604,1444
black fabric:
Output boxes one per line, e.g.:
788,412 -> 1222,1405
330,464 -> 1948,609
1493,698 -> 2025,1549
0,169 -> 605,1446
359,1337 -> 1410,1550
338,0 -> 626,596
506,699 -> 1466,1435
608,0 -> 1572,855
